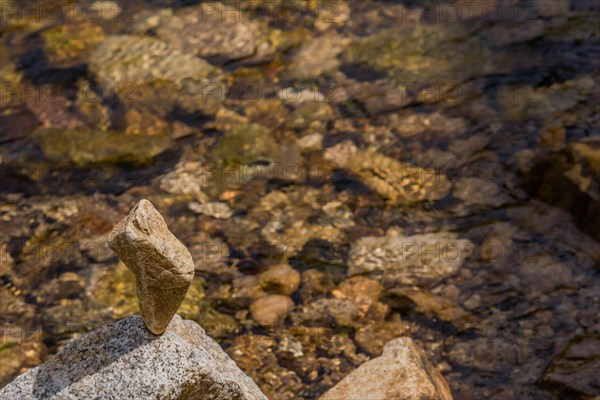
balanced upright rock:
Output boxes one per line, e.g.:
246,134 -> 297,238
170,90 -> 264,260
109,199 -> 194,334
0,199 -> 267,400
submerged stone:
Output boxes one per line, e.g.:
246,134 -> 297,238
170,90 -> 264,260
325,142 -> 451,204
41,22 -> 105,65
348,232 -> 473,286
524,141 -> 600,240
210,123 -> 281,167
90,35 -> 217,87
390,288 -> 478,330
132,3 -> 273,63
342,24 -> 489,85
0,61 -> 23,108
539,334 -> 600,398
32,128 -> 171,166
257,263 -> 301,296
285,32 -> 350,80
250,294 -> 294,327
500,77 -> 597,122
89,35 -> 222,115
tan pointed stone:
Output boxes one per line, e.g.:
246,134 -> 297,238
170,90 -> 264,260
108,199 -> 194,334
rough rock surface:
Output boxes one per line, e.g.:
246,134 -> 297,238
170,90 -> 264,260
320,337 -> 453,400
109,199 -> 194,334
0,315 -> 267,400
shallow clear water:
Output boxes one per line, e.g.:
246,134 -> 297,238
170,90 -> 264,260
0,1 -> 599,399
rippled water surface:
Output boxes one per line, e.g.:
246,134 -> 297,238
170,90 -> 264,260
1,1 -> 599,399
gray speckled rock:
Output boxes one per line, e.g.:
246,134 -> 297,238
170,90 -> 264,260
0,315 -> 267,400
109,199 -> 194,334
320,337 -> 453,400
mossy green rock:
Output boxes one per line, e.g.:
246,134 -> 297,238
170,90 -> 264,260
211,123 -> 280,167
343,24 -> 489,84
0,62 -> 23,108
41,22 -> 105,65
32,128 -> 171,165
500,76 -> 596,122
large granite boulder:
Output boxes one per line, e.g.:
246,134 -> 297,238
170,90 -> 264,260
0,315 -> 266,400
320,337 -> 453,400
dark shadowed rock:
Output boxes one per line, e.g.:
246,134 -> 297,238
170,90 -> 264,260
539,334 -> 600,398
